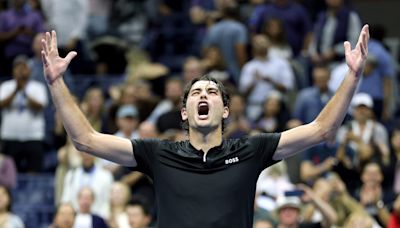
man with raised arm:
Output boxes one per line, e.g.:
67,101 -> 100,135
41,25 -> 370,228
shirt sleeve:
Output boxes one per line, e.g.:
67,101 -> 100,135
26,81 -> 48,106
376,45 -> 395,77
131,139 -> 160,177
238,63 -> 254,93
235,25 -> 248,44
249,133 -> 281,170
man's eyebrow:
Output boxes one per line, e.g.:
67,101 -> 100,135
190,88 -> 202,93
207,87 -> 219,92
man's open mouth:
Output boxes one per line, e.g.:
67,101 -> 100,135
198,101 -> 209,119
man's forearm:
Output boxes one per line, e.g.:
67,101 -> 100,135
49,78 -> 95,151
314,70 -> 360,141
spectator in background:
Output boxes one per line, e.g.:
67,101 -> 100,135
55,135 -> 82,206
239,35 -> 294,121
130,80 -> 159,122
309,0 -> 362,66
61,152 -> 114,219
109,182 -> 131,228
293,65 -> 334,125
300,143 -> 338,185
321,173 -> 370,226
275,184 -> 337,228
0,148 -> 17,189
81,87 -> 106,132
0,185 -> 24,228
249,0 -> 313,57
182,56 -> 205,84
51,202 -> 76,228
156,102 -> 183,133
41,0 -> 90,74
355,162 -> 392,227
0,55 -> 47,172
87,0 -> 111,39
138,121 -> 159,139
146,77 -> 183,125
0,0 -> 44,76
74,187 -> 108,228
114,105 -> 140,140
262,17 -> 293,60
108,0 -> 149,44
336,93 -> 390,168
358,26 -> 396,122
105,82 -> 138,134
202,3 -> 248,84
200,46 -> 230,84
255,91 -> 290,133
255,162 -> 294,211
126,198 -> 152,228
154,79 -> 184,134
189,0 -> 221,54
224,93 -> 251,139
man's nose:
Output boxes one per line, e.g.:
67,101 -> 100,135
200,90 -> 208,98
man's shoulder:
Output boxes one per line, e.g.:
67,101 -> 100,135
132,138 -> 183,150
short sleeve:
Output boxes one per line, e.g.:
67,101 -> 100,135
235,25 -> 248,44
26,81 -> 48,106
0,81 -> 14,101
249,133 -> 281,170
131,139 -> 160,177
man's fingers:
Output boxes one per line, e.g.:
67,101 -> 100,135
51,30 -> 58,51
344,41 -> 351,54
46,32 -> 51,51
41,39 -> 48,55
65,51 -> 77,64
357,25 -> 368,45
41,51 -> 48,66
360,42 -> 366,57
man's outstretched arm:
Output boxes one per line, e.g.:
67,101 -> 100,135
41,31 -> 136,166
273,24 -> 370,160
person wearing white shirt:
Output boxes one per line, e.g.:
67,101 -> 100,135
62,152 -> 114,219
239,35 -> 294,121
73,186 -> 108,228
0,55 -> 47,172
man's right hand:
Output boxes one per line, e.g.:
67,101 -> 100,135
41,31 -> 77,85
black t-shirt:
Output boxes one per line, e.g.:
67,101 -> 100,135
131,133 -> 281,228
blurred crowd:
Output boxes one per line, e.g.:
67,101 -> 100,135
0,0 -> 399,227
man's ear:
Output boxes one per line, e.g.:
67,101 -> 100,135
181,107 -> 188,121
223,106 -> 229,119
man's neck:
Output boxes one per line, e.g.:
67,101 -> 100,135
189,127 -> 223,153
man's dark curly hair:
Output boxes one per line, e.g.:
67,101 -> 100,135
181,74 -> 230,133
